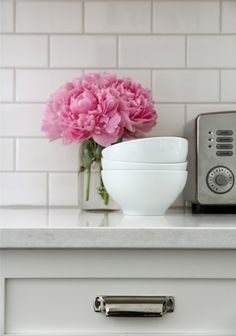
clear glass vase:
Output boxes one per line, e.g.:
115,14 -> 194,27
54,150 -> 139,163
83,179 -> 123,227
78,164 -> 119,210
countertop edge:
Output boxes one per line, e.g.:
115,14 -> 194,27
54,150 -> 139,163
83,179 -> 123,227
1,227 -> 236,249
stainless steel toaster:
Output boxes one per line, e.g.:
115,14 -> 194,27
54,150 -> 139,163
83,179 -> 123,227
184,111 -> 236,213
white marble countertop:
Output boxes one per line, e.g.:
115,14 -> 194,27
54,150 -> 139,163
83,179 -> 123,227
0,207 -> 236,249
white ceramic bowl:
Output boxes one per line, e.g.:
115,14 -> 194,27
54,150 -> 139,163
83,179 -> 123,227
102,137 -> 188,163
102,170 -> 188,216
102,158 -> 188,171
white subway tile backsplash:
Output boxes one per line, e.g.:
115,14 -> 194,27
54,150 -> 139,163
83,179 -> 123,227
0,70 -> 13,102
85,1 -> 151,33
0,173 -> 47,205
188,36 -> 236,68
50,36 -> 116,68
222,1 -> 236,33
49,173 -> 78,206
0,104 -> 43,136
119,36 -> 185,68
221,70 -> 236,102
16,0 -> 82,33
186,104 -> 236,122
0,139 -> 14,171
0,0 -> 14,32
153,1 -> 220,34
0,0 -> 236,206
153,70 -> 219,103
85,69 -> 151,89
0,35 -> 48,67
15,69 -> 82,102
149,104 -> 185,137
16,139 -> 79,171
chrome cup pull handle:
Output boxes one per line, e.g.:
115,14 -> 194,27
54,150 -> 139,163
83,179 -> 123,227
94,296 -> 175,317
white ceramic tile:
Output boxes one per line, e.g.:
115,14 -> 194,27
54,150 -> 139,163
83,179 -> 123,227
0,104 -> 44,136
153,1 -> 219,34
222,1 -> 236,33
0,0 -> 14,32
0,173 -> 47,205
186,104 -> 236,122
188,36 -> 236,68
0,139 -> 14,171
15,69 -> 82,102
85,1 -> 151,33
0,35 -> 48,67
49,173 -> 78,206
85,69 -> 151,89
221,70 -> 236,102
16,139 -> 79,171
119,36 -> 185,68
16,0 -> 82,33
153,70 -> 219,103
50,36 -> 116,68
0,70 -> 13,102
148,104 -> 185,137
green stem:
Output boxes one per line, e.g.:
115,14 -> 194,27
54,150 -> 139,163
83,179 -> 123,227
98,159 -> 109,206
86,164 -> 91,201
80,139 -> 112,205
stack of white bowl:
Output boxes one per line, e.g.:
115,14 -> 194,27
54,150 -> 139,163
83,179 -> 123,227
101,137 -> 188,216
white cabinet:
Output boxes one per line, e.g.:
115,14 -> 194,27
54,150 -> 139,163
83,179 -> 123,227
1,248 -> 236,336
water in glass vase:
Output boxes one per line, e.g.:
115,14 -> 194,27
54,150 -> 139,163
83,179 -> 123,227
78,164 -> 119,210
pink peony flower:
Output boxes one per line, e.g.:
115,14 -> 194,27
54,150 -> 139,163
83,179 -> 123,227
42,73 -> 157,147
115,78 -> 157,138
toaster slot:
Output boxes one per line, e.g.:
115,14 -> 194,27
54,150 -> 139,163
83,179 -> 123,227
216,130 -> 233,136
216,151 -> 233,156
216,144 -> 233,149
216,137 -> 233,142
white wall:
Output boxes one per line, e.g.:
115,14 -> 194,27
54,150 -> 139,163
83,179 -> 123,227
1,0 -> 236,206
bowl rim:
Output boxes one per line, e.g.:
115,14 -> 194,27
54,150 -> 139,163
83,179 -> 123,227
102,170 -> 188,174
101,158 -> 188,166
102,136 -> 188,152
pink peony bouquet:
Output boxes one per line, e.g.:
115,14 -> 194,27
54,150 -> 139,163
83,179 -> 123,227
42,73 -> 157,205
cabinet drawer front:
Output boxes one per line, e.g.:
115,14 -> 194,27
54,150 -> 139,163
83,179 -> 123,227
5,278 -> 236,334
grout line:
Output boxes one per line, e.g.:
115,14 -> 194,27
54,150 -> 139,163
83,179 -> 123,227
184,104 -> 187,125
2,67 -> 236,71
3,32 -> 236,36
219,0 -> 223,34
0,171 -> 79,174
46,173 -> 49,206
0,66 -> 236,71
82,0 -> 85,33
13,68 -> 16,101
13,138 -> 16,171
46,206 -> 50,226
150,0 -> 154,33
116,35 -> 119,68
151,69 -> 154,94
0,205 -> 82,209
4,0 -> 213,1
47,35 -> 50,67
0,101 -> 48,105
185,35 -> 187,68
0,136 -> 46,139
13,0 -> 16,33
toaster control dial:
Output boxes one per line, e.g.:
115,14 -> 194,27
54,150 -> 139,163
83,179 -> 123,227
207,166 -> 234,194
